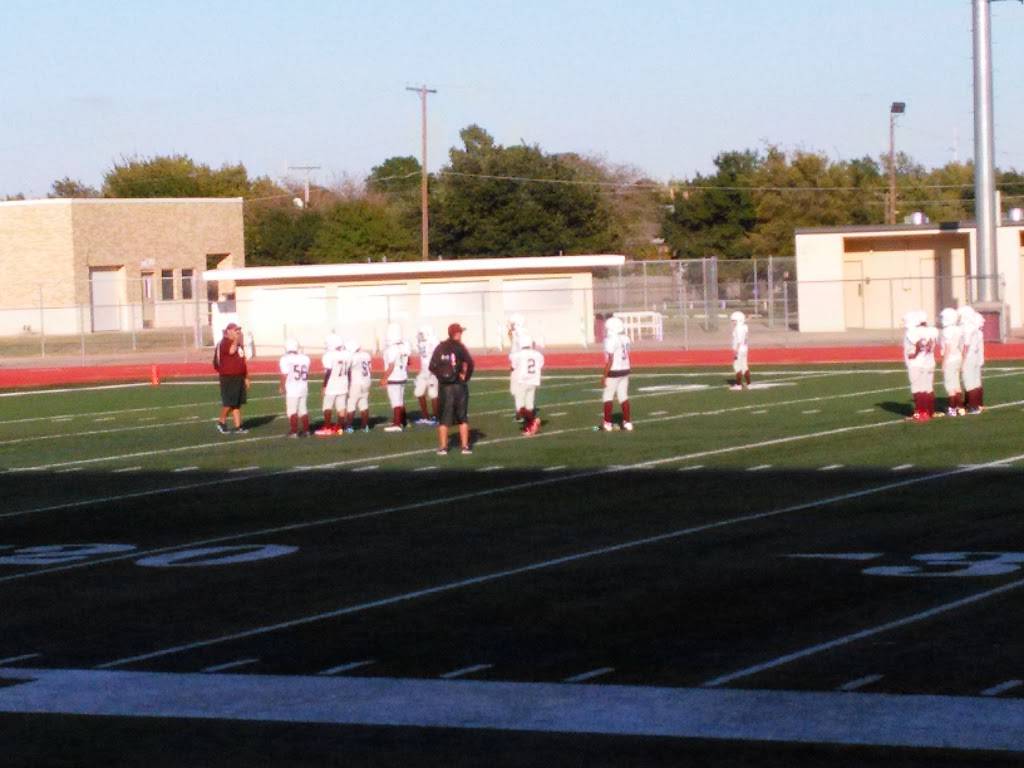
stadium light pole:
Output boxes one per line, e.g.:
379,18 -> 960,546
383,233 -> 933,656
406,84 -> 437,261
972,0 -> 998,302
887,102 -> 905,225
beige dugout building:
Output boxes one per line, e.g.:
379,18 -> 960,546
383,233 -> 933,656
795,218 -> 1024,334
0,198 -> 244,335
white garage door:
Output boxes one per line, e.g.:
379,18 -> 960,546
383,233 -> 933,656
90,268 -> 123,332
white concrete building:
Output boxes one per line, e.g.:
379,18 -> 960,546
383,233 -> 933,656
795,219 -> 1024,333
204,255 -> 626,354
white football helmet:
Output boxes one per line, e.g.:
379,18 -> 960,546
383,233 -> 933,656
939,308 -> 958,328
347,339 -> 360,353
325,332 -> 341,351
284,338 -> 299,353
605,316 -> 624,336
518,333 -> 534,349
386,323 -> 402,345
508,313 -> 526,331
730,310 -> 746,324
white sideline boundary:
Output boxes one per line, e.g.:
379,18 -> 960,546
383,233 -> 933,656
90,448 -> 1024,669
1,668 -> 1023,752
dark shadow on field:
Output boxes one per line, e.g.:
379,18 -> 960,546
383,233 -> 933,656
878,401 -> 912,417
240,414 -> 277,429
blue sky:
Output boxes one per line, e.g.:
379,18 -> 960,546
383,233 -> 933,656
2,0 -> 1022,197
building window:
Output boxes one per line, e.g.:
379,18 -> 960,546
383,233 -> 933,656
181,269 -> 194,300
161,270 -> 175,300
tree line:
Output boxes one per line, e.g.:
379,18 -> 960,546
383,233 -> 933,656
40,127 -> 1024,264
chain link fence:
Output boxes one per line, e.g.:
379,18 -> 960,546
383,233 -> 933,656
0,260 -> 1010,361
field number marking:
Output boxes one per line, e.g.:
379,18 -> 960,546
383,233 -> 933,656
0,543 -> 297,568
788,552 -> 1024,578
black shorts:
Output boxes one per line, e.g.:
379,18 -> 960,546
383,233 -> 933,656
219,375 -> 247,408
438,382 -> 468,426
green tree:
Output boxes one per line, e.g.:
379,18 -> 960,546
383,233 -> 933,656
431,125 -> 621,257
49,177 -> 100,198
663,150 -> 760,259
307,197 -> 418,263
244,206 -> 323,266
366,156 -> 421,197
102,154 -> 283,199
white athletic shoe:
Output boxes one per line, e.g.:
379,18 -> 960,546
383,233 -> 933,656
384,424 -> 403,432
601,421 -> 613,432
622,422 -> 634,431
729,384 -> 742,391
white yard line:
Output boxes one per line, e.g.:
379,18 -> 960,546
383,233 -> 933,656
228,466 -> 260,474
801,409 -> 821,415
412,466 -> 437,472
543,465 -> 567,472
838,674 -> 883,692
0,653 -> 40,665
747,465 -> 772,472
91,449 -> 1024,669
819,464 -> 843,472
439,664 -> 493,680
318,660 -> 375,676
112,466 -> 142,474
201,658 -> 259,673
679,465 -> 704,472
563,667 -> 615,683
351,465 -> 379,472
981,679 -> 1022,697
173,466 -> 199,473
892,464 -> 913,471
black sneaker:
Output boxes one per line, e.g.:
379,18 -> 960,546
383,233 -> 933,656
216,422 -> 229,434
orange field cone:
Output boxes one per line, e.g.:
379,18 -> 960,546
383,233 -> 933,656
150,365 -> 160,386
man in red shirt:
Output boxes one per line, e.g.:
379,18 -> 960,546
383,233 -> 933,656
214,323 -> 251,434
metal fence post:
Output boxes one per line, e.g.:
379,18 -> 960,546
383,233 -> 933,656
701,258 -> 710,331
889,279 -> 896,341
642,261 -> 649,309
767,255 -> 775,329
38,285 -> 45,358
752,258 -> 759,315
783,281 -> 790,331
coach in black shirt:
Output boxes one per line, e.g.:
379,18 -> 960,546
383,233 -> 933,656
429,323 -> 475,455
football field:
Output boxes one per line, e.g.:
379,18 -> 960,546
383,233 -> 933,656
2,364 -> 1024,766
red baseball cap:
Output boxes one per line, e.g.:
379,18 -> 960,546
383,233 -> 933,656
447,323 -> 466,337
225,322 -> 240,330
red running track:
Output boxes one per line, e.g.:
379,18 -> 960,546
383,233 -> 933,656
3,345 -> 1024,390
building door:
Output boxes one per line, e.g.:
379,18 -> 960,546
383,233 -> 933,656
843,260 -> 864,329
141,271 -> 155,329
90,268 -> 123,332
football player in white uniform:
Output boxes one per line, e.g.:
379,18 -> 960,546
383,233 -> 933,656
730,310 -> 750,390
345,340 -> 373,432
316,334 -> 350,436
601,316 -> 633,431
509,333 -> 545,435
278,339 -> 311,437
960,306 -> 985,414
413,325 -> 440,424
903,310 -> 939,421
939,307 -> 965,416
507,313 -> 527,420
380,323 -> 411,432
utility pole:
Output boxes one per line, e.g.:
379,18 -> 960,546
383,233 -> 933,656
887,102 -> 905,225
972,0 -> 998,302
288,165 -> 321,207
406,84 -> 437,261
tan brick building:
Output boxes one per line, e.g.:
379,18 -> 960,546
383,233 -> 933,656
0,198 -> 244,335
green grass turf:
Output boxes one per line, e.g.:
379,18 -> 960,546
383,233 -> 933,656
2,364 -> 1022,475
3,364 -> 1024,766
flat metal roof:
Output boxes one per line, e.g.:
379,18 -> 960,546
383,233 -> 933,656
204,254 -> 627,282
